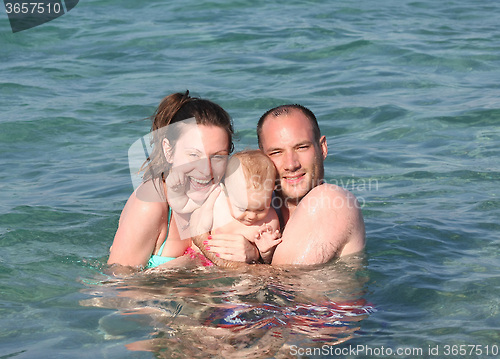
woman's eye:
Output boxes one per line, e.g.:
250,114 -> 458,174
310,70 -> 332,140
211,155 -> 227,161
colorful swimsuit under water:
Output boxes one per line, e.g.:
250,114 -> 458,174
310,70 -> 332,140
146,207 -> 214,268
147,207 -> 176,268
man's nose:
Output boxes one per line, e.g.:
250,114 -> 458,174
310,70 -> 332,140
284,151 -> 300,172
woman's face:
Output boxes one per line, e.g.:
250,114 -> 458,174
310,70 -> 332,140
166,124 -> 230,204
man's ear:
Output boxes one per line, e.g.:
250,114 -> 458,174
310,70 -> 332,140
319,135 -> 328,159
163,138 -> 173,163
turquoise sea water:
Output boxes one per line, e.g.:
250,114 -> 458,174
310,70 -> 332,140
1,0 -> 499,358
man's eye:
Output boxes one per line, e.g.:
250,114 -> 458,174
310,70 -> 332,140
268,151 -> 281,156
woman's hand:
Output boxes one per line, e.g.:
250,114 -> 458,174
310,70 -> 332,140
204,233 -> 260,263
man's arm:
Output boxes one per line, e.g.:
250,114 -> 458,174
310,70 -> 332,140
271,184 -> 365,266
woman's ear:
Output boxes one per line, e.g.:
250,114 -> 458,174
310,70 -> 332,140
163,138 -> 173,163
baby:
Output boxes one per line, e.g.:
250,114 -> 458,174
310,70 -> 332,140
167,149 -> 281,264
211,150 -> 281,263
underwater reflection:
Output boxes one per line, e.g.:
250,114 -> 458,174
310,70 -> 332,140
81,255 -> 374,358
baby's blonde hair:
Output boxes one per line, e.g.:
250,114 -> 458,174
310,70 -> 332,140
226,150 -> 276,192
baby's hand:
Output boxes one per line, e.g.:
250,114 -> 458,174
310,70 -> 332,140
254,224 -> 282,263
165,167 -> 192,213
166,167 -> 187,194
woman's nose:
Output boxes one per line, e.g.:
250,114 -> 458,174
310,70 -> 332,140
197,157 -> 213,177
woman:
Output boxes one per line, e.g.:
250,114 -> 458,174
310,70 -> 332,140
108,91 -> 258,272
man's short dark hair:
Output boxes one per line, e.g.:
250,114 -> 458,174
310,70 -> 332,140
257,104 -> 321,149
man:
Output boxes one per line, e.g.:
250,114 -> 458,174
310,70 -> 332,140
257,105 -> 365,265
192,104 -> 365,266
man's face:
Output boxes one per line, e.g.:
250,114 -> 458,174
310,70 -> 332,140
260,110 -> 327,204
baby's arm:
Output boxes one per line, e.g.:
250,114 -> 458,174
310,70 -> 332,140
254,218 -> 281,264
166,168 -> 200,213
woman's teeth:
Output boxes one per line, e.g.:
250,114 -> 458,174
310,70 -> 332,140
190,177 -> 211,185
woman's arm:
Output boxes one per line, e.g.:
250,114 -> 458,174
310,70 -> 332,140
108,190 -> 169,269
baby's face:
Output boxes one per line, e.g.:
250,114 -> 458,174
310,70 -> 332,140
224,165 -> 272,226
228,186 -> 271,226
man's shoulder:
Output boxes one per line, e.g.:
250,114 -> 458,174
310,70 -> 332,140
309,182 -> 347,195
308,183 -> 365,256
303,183 -> 361,211
302,183 -> 365,255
